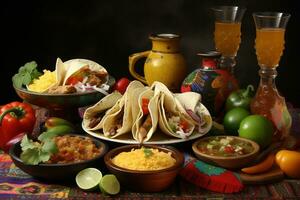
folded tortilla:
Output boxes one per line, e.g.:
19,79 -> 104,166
62,58 -> 108,86
102,80 -> 145,138
155,87 -> 195,139
132,88 -> 159,143
175,92 -> 212,135
82,91 -> 123,131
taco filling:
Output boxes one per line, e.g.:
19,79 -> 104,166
185,102 -> 210,133
167,113 -> 192,138
88,112 -> 106,129
138,98 -> 152,141
108,109 -> 124,136
65,65 -> 108,92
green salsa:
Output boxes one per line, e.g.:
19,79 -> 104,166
197,136 -> 254,157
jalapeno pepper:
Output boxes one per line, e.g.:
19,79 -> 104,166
0,101 -> 36,151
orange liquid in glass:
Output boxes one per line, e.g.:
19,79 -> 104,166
214,22 -> 241,57
255,28 -> 285,68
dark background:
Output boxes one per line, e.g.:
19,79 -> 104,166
1,0 -> 299,107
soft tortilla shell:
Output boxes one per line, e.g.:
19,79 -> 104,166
102,81 -> 145,138
158,93 -> 195,139
62,59 -> 108,86
132,89 -> 159,143
82,91 -> 123,131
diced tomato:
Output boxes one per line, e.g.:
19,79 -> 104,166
224,146 -> 235,154
142,98 -> 149,115
179,119 -> 189,132
66,76 -> 83,85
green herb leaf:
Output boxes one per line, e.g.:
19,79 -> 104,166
38,150 -> 52,163
20,135 -> 38,151
143,148 -> 153,158
20,134 -> 58,165
20,148 -> 41,165
42,140 -> 58,154
12,61 -> 41,88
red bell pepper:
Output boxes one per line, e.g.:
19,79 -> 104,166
0,102 -> 36,151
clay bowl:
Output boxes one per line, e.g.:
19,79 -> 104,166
104,144 -> 184,192
192,136 -> 260,169
13,75 -> 115,110
9,134 -> 108,181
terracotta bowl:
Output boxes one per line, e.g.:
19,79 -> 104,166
192,136 -> 260,169
9,134 -> 108,181
104,144 -> 184,192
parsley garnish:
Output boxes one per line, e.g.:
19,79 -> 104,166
143,148 -> 153,158
12,61 -> 42,88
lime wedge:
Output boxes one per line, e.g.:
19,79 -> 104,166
99,174 -> 120,195
76,168 -> 102,191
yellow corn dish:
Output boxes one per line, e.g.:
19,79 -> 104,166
27,70 -> 56,93
112,147 -> 176,171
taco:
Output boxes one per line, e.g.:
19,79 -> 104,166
102,80 -> 145,138
82,91 -> 123,131
158,92 -> 195,139
62,59 -> 108,91
132,88 -> 159,143
174,92 -> 212,134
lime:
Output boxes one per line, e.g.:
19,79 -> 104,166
99,174 -> 120,195
76,168 -> 102,191
223,107 -> 250,135
238,115 -> 274,149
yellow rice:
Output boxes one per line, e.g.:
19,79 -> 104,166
112,147 -> 176,171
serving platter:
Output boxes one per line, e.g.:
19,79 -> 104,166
82,122 -> 211,145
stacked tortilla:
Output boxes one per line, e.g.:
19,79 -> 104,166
83,81 -> 212,143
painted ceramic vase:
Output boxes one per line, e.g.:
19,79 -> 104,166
129,33 -> 187,91
181,51 -> 239,118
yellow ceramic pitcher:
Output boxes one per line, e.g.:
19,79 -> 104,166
129,34 -> 187,91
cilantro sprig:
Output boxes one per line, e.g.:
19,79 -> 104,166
143,148 -> 153,158
20,125 -> 72,165
12,61 -> 42,88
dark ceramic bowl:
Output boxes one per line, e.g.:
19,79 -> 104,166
104,144 -> 184,192
9,134 -> 108,181
13,75 -> 115,110
192,136 -> 260,169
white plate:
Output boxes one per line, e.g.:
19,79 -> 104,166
82,122 -> 211,145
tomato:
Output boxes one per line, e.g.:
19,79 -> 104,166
114,78 -> 130,94
141,98 -> 150,115
275,150 -> 300,178
223,107 -> 250,135
224,146 -> 235,153
179,120 -> 189,132
238,115 -> 274,149
66,76 -> 83,85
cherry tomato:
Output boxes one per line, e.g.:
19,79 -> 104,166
114,78 -> 130,94
276,150 -> 300,178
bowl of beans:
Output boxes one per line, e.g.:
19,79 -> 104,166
9,134 -> 108,181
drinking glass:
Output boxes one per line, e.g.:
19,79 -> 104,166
212,6 -> 246,74
251,12 -> 292,141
